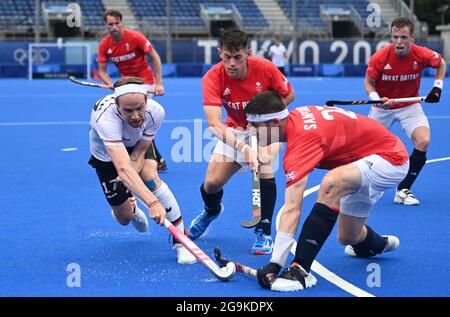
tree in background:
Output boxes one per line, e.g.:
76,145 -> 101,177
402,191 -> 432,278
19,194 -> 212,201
413,0 -> 450,34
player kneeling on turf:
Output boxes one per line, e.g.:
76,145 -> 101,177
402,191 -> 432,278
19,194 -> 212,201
245,92 -> 408,292
88,77 -> 196,264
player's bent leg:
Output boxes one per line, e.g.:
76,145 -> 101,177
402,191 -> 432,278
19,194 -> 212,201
111,197 -> 148,232
111,201 -> 133,225
253,173 -> 276,255
396,127 -> 429,205
252,143 -> 282,255
139,159 -> 160,183
317,163 -> 362,207
338,155 -> 404,257
144,141 -> 167,171
189,157 -> 241,240
339,215 -> 398,258
152,181 -> 196,264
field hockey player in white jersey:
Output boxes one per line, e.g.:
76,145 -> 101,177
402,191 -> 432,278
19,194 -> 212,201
88,77 -> 196,264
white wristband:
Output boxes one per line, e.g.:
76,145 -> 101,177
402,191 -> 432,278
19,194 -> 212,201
240,144 -> 250,153
369,91 -> 381,101
434,79 -> 444,89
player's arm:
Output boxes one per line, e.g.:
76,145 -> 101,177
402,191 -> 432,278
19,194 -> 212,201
106,145 -> 166,224
98,63 -> 113,88
204,105 -> 259,171
364,74 -> 379,98
270,63 -> 295,105
425,59 -> 446,103
129,138 -> 152,173
365,74 -> 392,108
282,89 -> 295,106
278,176 -> 308,235
147,49 -> 164,96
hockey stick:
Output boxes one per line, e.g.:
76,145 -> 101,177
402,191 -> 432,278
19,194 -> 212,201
68,75 -> 155,94
240,135 -> 262,228
164,219 -> 236,281
214,247 -> 257,277
325,96 -> 426,107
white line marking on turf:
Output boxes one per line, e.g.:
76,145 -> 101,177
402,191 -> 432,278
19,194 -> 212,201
276,156 -> 449,297
61,147 -> 78,152
426,157 -> 450,164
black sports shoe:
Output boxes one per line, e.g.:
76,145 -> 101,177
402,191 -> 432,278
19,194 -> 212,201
257,262 -> 281,289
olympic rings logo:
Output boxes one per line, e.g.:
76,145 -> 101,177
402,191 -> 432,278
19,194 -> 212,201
13,48 -> 50,65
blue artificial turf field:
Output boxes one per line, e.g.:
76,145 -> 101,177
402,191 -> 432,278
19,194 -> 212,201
0,77 -> 449,297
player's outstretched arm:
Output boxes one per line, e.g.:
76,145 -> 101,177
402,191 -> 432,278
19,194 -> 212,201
106,145 -> 166,225
279,176 -> 308,235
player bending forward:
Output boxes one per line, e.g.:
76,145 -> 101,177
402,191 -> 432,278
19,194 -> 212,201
245,92 -> 409,292
88,77 -> 196,264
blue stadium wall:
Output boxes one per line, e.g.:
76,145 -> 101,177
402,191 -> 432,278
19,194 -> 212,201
0,39 -> 447,78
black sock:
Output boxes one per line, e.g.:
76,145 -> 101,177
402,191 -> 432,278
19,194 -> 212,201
293,203 -> 338,272
200,183 -> 223,216
351,225 -> 387,258
255,177 -> 276,235
398,148 -> 426,190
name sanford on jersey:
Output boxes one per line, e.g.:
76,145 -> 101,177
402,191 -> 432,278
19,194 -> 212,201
295,107 -> 317,130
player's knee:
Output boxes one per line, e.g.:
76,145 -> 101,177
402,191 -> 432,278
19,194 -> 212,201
204,177 -> 224,193
414,138 -> 430,151
140,159 -> 158,179
112,208 -> 133,225
318,174 -> 340,199
112,198 -> 135,225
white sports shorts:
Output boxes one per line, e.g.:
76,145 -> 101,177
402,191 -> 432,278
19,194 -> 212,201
368,103 -> 429,139
212,128 -> 249,167
340,154 -> 409,218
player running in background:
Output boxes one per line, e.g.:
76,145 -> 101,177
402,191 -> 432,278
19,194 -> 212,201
88,77 -> 196,264
365,17 -> 446,205
97,9 -> 167,171
245,92 -> 409,292
189,29 -> 295,255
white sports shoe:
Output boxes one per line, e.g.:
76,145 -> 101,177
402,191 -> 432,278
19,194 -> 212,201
345,235 -> 400,257
131,206 -> 149,233
110,197 -> 149,232
271,263 -> 317,292
174,243 -> 197,264
394,189 -> 419,205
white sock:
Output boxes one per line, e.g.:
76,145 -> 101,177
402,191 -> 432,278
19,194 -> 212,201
153,182 -> 184,233
270,232 -> 294,267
